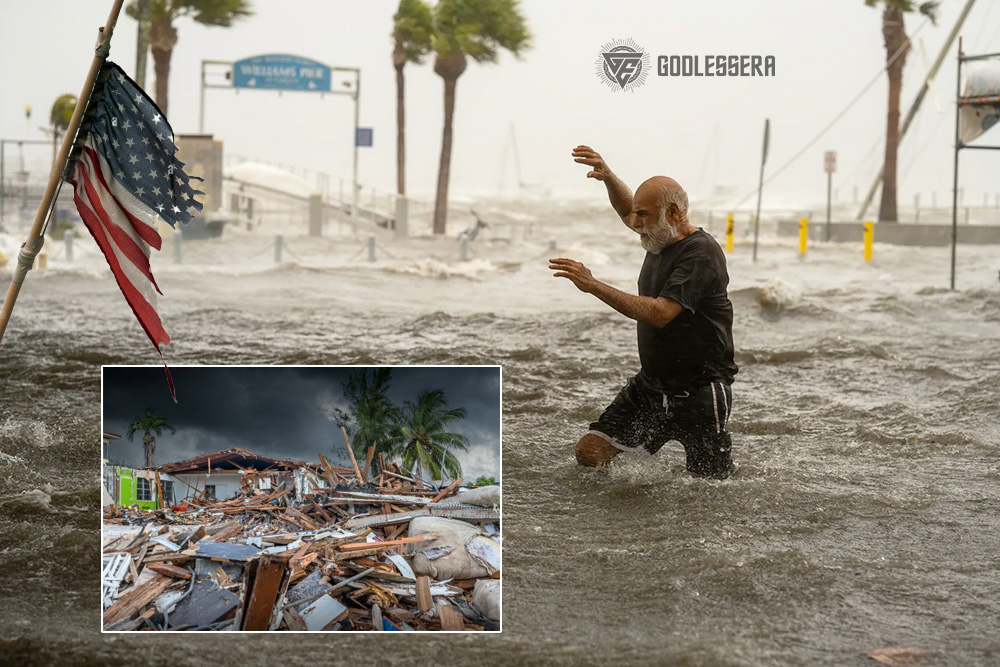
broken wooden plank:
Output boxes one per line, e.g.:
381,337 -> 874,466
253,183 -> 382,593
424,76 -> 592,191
415,576 -> 433,613
429,478 -> 464,504
103,574 -> 173,625
240,554 -> 288,631
440,604 -> 465,631
338,535 -> 436,553
145,563 -> 192,579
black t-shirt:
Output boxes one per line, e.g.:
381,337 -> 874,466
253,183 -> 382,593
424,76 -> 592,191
637,228 -> 738,392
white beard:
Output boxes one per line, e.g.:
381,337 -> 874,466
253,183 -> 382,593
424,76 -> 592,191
640,214 -> 680,253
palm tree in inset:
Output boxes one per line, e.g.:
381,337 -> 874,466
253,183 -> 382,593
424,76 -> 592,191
126,408 -> 175,468
335,368 -> 400,474
389,389 -> 470,480
393,0 -> 434,198
127,0 -> 253,115
865,0 -> 938,222
431,0 -> 531,234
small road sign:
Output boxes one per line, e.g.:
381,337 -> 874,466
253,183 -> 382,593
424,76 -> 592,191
824,150 -> 837,174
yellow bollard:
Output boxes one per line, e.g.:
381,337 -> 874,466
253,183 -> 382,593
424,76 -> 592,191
725,214 -> 734,253
863,221 -> 873,261
799,218 -> 808,255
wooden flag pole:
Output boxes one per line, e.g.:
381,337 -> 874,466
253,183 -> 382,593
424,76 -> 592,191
0,0 -> 125,344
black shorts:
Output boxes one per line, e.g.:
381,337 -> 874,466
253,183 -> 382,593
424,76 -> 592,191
588,373 -> 735,478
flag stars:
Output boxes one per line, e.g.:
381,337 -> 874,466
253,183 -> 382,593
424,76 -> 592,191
125,138 -> 134,148
141,136 -> 150,146
111,139 -> 119,149
122,119 -> 131,131
145,152 -> 154,162
171,205 -> 182,214
152,186 -> 162,196
148,168 -> 157,179
134,93 -> 143,105
152,114 -> 161,125
156,203 -> 165,213
133,171 -> 142,180
135,187 -> 145,196
128,154 -> 138,165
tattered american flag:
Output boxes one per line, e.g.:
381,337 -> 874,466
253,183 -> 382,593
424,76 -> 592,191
69,62 -> 203,400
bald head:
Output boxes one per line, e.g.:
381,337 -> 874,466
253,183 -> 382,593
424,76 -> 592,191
630,176 -> 693,252
634,176 -> 689,224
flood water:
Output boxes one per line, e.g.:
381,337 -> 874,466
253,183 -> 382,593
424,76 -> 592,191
1,200 -> 998,665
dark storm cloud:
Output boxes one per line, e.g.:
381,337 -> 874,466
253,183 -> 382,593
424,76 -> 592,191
102,366 -> 501,479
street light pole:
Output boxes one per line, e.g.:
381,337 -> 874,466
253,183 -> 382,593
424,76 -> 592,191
352,68 -> 361,230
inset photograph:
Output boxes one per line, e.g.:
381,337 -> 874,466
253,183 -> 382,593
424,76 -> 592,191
101,366 -> 500,632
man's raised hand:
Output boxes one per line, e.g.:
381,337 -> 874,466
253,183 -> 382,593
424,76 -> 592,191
549,257 -> 599,294
572,145 -> 613,182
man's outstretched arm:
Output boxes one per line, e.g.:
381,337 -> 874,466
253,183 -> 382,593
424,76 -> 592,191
572,145 -> 633,226
549,258 -> 682,328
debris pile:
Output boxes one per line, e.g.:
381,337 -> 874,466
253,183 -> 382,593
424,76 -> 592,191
101,453 -> 500,631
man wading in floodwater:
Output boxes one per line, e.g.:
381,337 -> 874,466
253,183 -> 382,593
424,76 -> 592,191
549,145 -> 738,479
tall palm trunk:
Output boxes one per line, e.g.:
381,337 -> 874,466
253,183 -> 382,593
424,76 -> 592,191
879,5 -> 908,223
433,76 -> 458,234
150,18 -> 178,115
395,44 -> 407,197
143,435 -> 155,468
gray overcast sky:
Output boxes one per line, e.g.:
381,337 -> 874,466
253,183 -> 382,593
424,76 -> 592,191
1,1 -> 998,208
102,366 -> 501,480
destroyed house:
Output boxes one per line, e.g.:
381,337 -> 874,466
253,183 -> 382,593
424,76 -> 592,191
103,447 -> 353,509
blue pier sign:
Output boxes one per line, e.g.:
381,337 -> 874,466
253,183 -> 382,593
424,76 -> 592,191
232,54 -> 331,92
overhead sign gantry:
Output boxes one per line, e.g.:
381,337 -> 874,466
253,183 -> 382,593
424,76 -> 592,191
199,54 -> 363,223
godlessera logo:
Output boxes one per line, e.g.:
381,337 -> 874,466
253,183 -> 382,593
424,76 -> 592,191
595,38 -> 650,92
596,38 -> 775,91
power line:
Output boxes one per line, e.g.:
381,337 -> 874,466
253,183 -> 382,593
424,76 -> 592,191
728,16 -> 932,210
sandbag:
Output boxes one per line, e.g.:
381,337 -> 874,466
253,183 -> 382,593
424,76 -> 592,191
453,485 -> 500,508
408,516 -> 501,580
472,579 -> 501,621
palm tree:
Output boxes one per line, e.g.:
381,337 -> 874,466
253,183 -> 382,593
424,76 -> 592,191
865,0 -> 938,222
126,0 -> 253,115
125,408 -> 175,467
335,369 -> 400,474
393,0 -> 434,197
431,0 -> 531,234
388,389 -> 470,480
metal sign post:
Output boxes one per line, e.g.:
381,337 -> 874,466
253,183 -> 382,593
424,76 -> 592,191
752,118 -> 769,263
950,38 -> 1000,290
824,150 -> 836,241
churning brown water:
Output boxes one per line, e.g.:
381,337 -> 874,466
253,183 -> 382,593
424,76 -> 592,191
1,200 -> 998,665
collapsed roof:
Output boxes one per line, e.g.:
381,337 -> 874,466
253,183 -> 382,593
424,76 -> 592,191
150,447 -> 337,475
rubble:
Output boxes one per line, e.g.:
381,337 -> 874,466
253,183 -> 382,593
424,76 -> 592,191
101,451 -> 500,631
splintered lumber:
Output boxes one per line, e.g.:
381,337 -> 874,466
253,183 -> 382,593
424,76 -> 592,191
201,523 -> 242,542
415,576 -> 433,613
371,604 -> 383,631
241,555 -> 288,631
318,453 -> 343,487
429,478 -> 464,504
337,535 -> 436,553
146,563 -> 192,579
440,604 -> 465,631
103,574 -> 173,625
343,506 -> 500,531
338,425 -> 365,483
363,444 -> 377,484
331,491 -> 443,505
